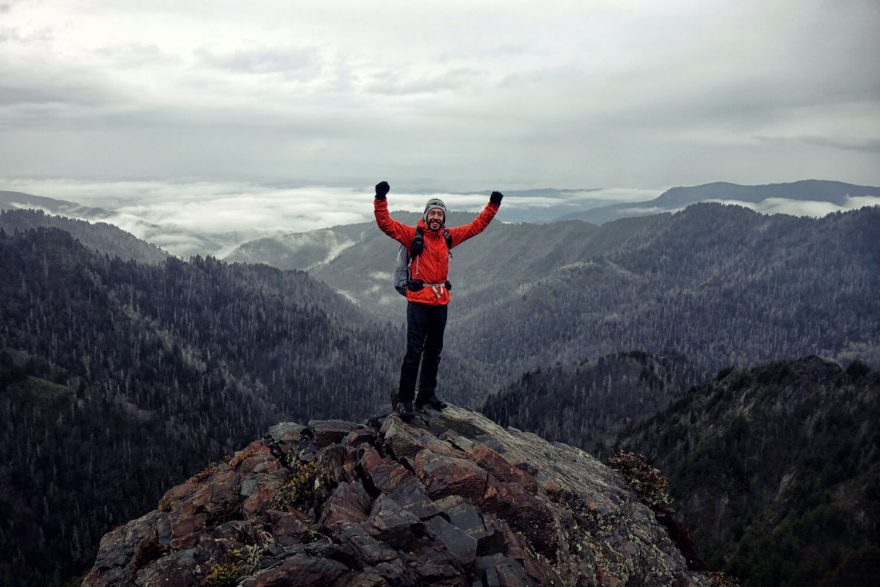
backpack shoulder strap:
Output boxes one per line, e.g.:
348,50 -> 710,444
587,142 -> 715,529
411,226 -> 451,255
410,226 -> 425,259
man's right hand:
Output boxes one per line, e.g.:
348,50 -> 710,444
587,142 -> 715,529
375,181 -> 390,199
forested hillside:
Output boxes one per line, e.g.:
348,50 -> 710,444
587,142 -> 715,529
481,351 -> 704,456
0,227 -> 480,586
0,190 -> 110,218
0,208 -> 169,264
618,356 -> 880,586
452,204 -> 880,373
480,354 -> 880,585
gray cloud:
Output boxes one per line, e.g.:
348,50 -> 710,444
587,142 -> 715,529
366,67 -> 488,95
196,46 -> 319,77
0,1 -> 878,190
0,24 -> 51,44
0,80 -> 111,108
0,1 -> 25,15
756,135 -> 880,154
94,43 -> 179,68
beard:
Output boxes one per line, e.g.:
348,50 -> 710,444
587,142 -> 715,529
428,219 -> 442,230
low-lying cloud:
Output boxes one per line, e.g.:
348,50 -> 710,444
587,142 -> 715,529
705,196 -> 880,218
4,178 -> 878,257
4,178 -> 661,227
0,179 -> 495,254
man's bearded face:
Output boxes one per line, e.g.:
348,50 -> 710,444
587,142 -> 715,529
426,208 -> 444,230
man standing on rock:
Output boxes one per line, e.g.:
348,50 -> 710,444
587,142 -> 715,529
373,181 -> 502,421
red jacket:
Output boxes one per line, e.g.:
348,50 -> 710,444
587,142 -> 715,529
374,198 -> 499,305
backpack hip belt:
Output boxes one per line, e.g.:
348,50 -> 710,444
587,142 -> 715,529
423,282 -> 446,298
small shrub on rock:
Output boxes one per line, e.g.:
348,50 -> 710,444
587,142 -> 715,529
608,450 -> 672,510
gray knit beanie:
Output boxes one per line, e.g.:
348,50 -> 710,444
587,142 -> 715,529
423,198 -> 447,224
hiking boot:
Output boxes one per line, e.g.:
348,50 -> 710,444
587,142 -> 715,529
415,395 -> 447,411
398,401 -> 415,422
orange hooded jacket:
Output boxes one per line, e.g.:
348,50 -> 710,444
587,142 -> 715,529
374,198 -> 499,306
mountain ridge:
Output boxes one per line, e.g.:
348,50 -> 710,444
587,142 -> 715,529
0,208 -> 170,264
0,189 -> 112,218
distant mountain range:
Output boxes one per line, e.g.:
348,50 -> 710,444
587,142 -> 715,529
4,179 -> 879,260
560,180 -> 880,224
225,180 -> 880,268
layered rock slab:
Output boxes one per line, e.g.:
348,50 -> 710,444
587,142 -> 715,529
84,406 -> 712,586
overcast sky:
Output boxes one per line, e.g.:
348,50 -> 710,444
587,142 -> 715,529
2,0 -> 879,197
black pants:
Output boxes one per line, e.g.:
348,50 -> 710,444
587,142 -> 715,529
399,302 -> 448,404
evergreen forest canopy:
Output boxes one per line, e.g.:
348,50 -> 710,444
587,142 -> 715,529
0,199 -> 878,585
0,209 -> 170,265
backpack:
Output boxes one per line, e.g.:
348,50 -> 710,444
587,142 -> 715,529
394,226 -> 452,296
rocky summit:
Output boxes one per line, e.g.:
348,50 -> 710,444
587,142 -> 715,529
84,405 -> 712,586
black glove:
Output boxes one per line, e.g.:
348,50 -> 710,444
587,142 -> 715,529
406,279 -> 424,292
490,191 -> 503,205
375,181 -> 390,200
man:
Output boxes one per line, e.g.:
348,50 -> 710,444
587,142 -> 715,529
373,180 -> 503,421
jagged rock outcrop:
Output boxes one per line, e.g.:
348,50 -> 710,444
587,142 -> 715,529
84,406 -> 712,586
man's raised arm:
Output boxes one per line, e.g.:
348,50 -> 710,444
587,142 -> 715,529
373,180 -> 413,245
447,191 -> 503,247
